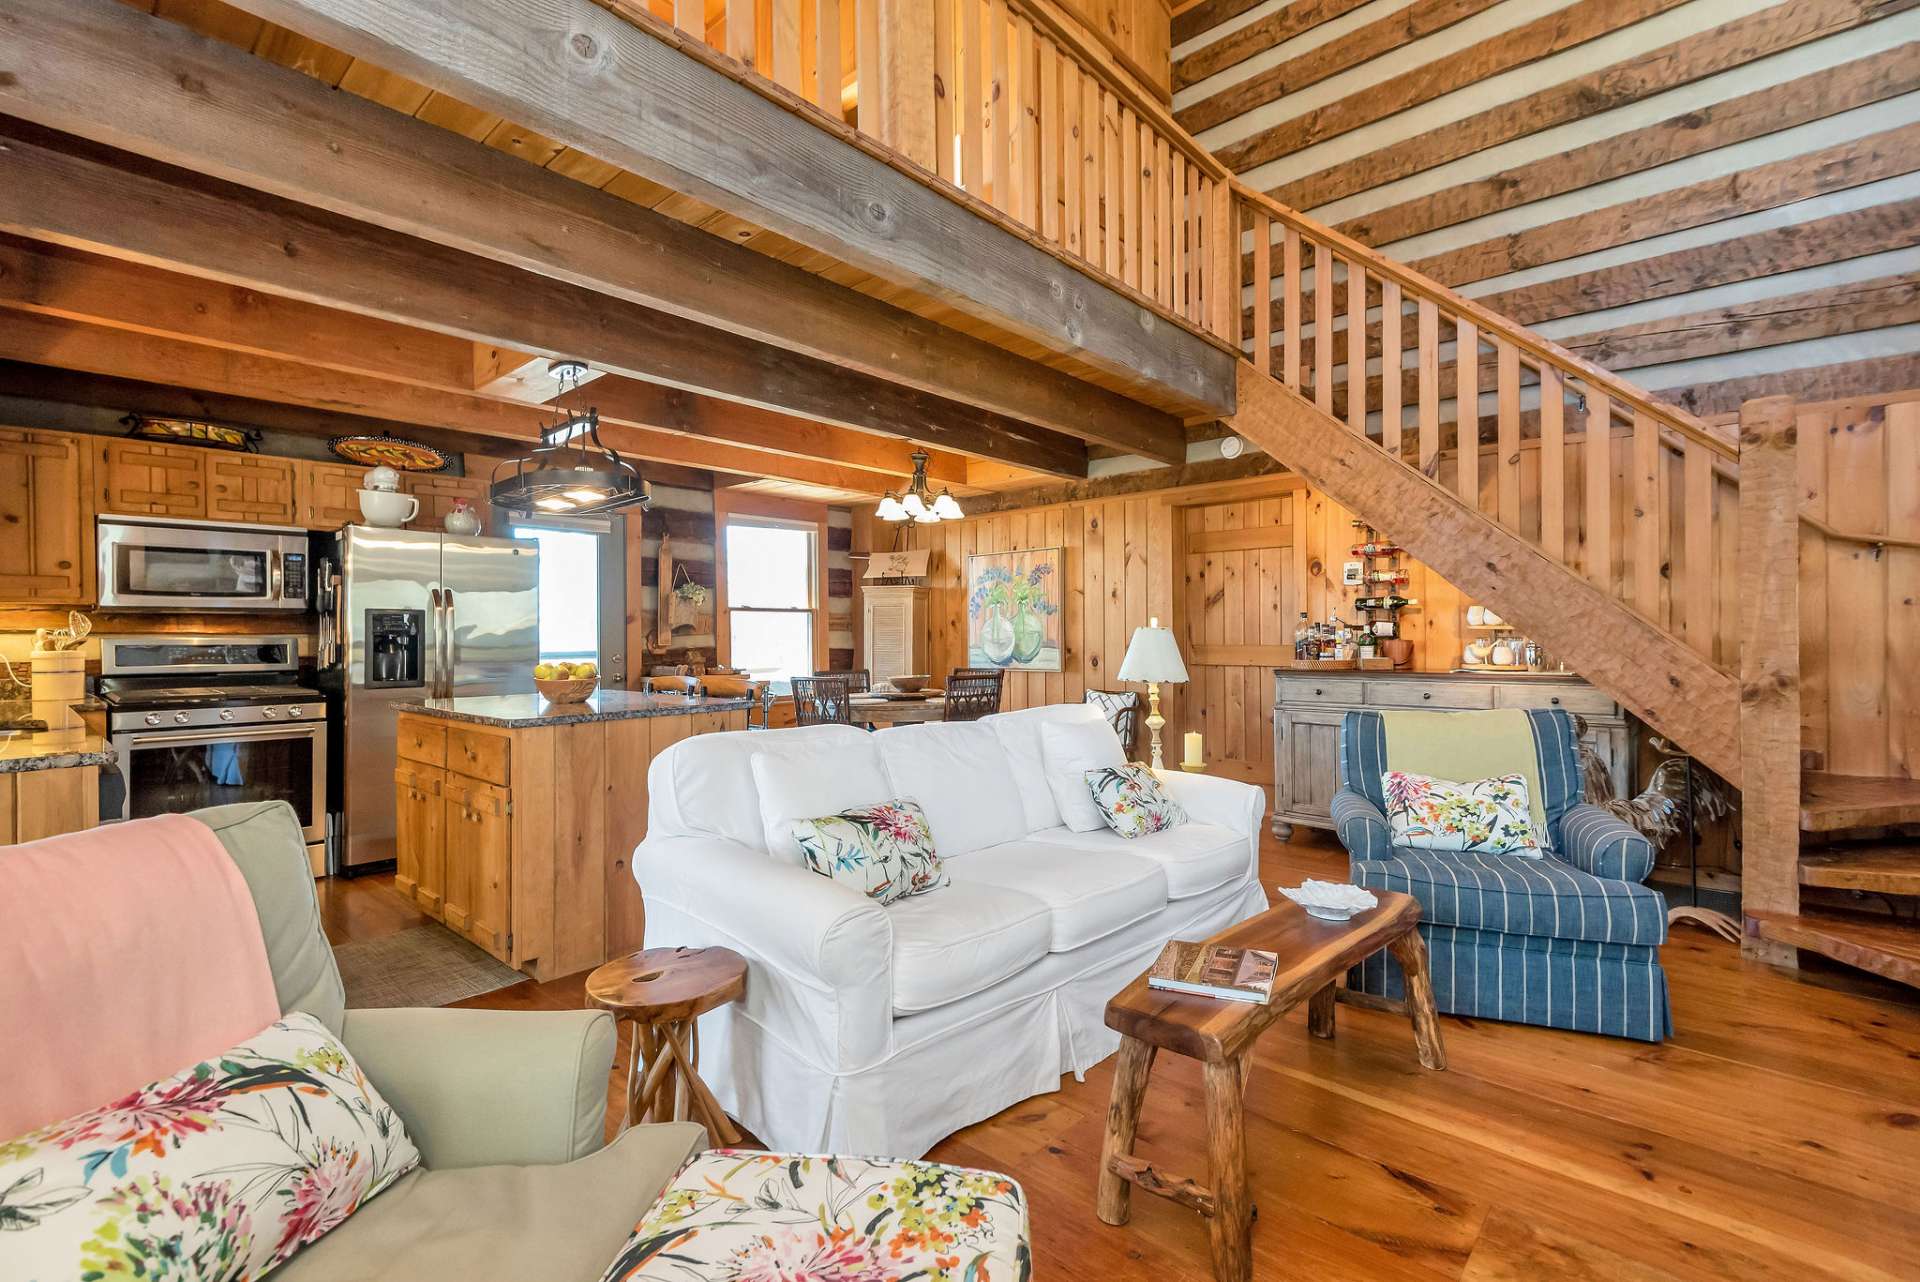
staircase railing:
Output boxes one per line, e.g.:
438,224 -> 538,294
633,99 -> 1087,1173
1231,182 -> 1742,669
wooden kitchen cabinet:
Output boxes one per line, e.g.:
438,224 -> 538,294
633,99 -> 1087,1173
392,759 -> 446,916
0,428 -> 94,604
296,460 -> 370,530
97,439 -> 205,518
404,471 -> 491,534
206,453 -> 300,525
443,773 -> 511,960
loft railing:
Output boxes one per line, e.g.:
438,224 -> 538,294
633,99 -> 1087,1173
601,2 -> 1739,665
597,0 -> 1239,345
1230,182 -> 1744,668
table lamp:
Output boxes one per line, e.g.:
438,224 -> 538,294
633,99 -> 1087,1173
1117,617 -> 1189,771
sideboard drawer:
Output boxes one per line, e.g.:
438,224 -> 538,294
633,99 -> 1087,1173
1367,683 -> 1495,710
1274,677 -> 1365,705
396,715 -> 446,767
447,726 -> 510,786
1494,684 -> 1618,716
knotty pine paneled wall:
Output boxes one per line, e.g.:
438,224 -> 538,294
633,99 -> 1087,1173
867,477 -> 1482,794
1174,0 -> 1920,413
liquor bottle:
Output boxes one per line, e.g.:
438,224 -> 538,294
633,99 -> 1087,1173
1349,540 -> 1404,558
1293,612 -> 1311,660
1364,569 -> 1410,585
1354,594 -> 1418,612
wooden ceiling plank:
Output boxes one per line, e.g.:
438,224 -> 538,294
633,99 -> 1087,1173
2,0 -> 1184,460
195,0 -> 1236,414
0,228 -> 958,481
0,126 -> 1065,477
0,309 -> 893,491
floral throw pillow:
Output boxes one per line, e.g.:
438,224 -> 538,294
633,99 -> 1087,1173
791,799 -> 947,905
1382,769 -> 1543,857
0,1012 -> 419,1281
1085,764 -> 1188,839
598,1149 -> 1031,1282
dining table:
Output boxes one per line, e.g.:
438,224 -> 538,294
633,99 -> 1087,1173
849,691 -> 947,726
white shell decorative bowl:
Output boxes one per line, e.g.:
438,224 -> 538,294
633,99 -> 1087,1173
1278,880 -> 1379,922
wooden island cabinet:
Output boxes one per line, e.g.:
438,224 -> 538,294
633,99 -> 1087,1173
394,692 -> 751,981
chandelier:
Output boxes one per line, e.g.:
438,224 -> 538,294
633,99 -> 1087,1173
489,360 -> 651,517
876,448 -> 963,523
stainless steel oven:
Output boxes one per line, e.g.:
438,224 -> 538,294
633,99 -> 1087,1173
97,515 -> 311,611
100,635 -> 328,864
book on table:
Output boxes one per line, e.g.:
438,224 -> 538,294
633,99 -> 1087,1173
1146,941 -> 1280,1004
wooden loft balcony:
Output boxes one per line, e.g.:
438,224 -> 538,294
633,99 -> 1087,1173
0,0 -> 1248,500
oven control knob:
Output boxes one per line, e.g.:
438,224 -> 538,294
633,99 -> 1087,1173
143,713 -> 161,727
173,712 -> 190,725
262,708 -> 278,719
286,706 -> 303,718
219,709 -> 235,722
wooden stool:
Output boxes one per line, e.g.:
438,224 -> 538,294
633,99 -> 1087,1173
586,945 -> 747,1144
1096,893 -> 1444,1282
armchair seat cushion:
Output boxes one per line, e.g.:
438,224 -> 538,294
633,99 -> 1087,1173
1353,849 -> 1667,947
273,1123 -> 706,1282
889,882 -> 1053,1013
1028,822 -> 1246,900
946,841 -> 1168,951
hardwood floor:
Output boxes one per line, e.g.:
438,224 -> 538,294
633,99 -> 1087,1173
321,829 -> 1920,1281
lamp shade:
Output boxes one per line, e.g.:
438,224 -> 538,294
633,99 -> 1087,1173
1117,623 -> 1188,685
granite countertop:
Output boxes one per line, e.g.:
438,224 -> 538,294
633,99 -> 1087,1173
0,700 -> 114,774
396,689 -> 756,728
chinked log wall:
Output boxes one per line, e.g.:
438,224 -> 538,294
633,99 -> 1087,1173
1173,0 -> 1920,412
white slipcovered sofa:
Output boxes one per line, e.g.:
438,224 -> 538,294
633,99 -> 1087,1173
632,702 -> 1269,1157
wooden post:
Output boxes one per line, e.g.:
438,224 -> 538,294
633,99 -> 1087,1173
1738,395 -> 1802,966
877,0 -> 938,170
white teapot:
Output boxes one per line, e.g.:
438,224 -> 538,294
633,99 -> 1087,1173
364,465 -> 402,493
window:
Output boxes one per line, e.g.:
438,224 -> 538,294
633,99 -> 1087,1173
511,522 -> 602,665
725,519 -> 816,685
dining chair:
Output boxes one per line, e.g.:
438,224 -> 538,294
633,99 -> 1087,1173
942,670 -> 1004,722
1084,689 -> 1141,759
816,668 -> 872,695
790,675 -> 854,726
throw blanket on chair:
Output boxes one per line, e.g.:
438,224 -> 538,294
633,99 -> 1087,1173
1377,708 -> 1550,841
0,814 -> 280,1138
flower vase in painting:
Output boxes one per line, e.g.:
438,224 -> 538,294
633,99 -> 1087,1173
966,549 -> 1062,672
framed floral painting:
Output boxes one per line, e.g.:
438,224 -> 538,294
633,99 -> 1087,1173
966,548 -> 1063,672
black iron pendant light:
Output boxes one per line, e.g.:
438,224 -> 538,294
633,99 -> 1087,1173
489,360 -> 651,517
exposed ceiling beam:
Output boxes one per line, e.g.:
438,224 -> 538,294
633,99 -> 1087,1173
0,309 -> 899,493
0,129 -> 1072,481
472,347 -> 607,403
0,231 -> 966,484
0,0 -> 1185,462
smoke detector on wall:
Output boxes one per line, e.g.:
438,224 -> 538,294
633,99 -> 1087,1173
1218,435 -> 1246,459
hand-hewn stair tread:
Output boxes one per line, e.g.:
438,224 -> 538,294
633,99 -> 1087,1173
1800,772 -> 1920,834
1799,845 -> 1920,895
1747,908 -> 1920,990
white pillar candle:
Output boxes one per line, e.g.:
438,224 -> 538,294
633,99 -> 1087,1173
1183,731 -> 1203,767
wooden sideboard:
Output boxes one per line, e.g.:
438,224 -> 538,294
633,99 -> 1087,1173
1271,671 -> 1632,840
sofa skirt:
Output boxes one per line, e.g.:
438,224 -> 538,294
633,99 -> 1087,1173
1349,922 -> 1673,1043
667,877 -> 1269,1158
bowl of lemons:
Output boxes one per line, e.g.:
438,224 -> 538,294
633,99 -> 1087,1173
533,659 -> 599,704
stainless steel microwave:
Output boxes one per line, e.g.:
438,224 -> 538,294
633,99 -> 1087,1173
96,515 -> 311,611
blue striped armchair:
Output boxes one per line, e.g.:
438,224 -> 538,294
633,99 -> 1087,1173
1332,708 -> 1672,1041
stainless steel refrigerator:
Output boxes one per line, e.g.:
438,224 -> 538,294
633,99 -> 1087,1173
316,526 -> 539,874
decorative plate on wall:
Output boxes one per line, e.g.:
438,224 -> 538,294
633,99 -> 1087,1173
328,435 -> 449,472
122,416 -> 260,452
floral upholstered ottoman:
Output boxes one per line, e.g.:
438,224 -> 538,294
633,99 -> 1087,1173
598,1150 -> 1032,1281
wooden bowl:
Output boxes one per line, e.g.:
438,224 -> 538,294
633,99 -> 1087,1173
535,675 -> 599,704
888,673 -> 931,693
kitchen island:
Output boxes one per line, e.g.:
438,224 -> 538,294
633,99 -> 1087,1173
0,701 -> 111,844
394,691 -> 753,979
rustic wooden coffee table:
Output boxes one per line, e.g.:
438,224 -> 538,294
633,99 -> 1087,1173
1096,892 -> 1444,1282
586,945 -> 746,1145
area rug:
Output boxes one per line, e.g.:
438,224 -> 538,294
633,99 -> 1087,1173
333,924 -> 526,1009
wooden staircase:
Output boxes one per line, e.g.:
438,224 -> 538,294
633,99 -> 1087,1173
1213,184 -> 1743,782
